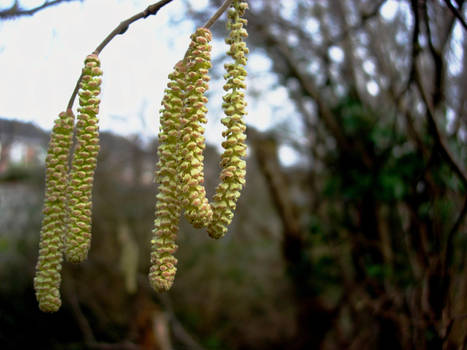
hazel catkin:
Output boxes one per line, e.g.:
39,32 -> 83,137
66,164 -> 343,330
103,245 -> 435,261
149,61 -> 185,292
178,27 -> 214,228
34,110 -> 75,312
64,54 -> 102,263
208,0 -> 248,239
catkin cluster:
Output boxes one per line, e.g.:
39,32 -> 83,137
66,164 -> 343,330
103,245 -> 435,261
34,54 -> 102,311
208,0 -> 248,239
34,110 -> 74,312
150,0 -> 248,291
149,61 -> 185,292
35,0 -> 249,307
179,28 -> 213,228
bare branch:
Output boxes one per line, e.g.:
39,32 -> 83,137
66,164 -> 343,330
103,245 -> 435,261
93,0 -> 175,55
398,0 -> 422,100
414,67 -> 467,188
203,0 -> 232,29
66,0 -> 176,111
0,0 -> 81,20
62,274 -> 96,345
157,293 -> 207,350
442,0 -> 467,30
67,0 -> 231,111
324,0 -> 387,46
444,196 -> 467,273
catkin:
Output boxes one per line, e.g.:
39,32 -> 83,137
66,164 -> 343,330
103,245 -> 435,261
208,0 -> 248,239
149,61 -> 185,292
64,54 -> 102,263
178,27 -> 214,228
34,110 -> 75,312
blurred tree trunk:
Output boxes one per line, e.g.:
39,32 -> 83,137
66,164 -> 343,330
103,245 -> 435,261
249,129 -> 336,349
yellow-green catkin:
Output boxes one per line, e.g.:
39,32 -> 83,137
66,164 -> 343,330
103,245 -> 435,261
179,28 -> 213,228
34,110 -> 75,312
64,54 -> 102,263
149,61 -> 185,292
208,0 -> 248,239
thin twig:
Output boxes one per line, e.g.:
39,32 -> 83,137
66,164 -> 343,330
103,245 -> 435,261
414,67 -> 467,188
66,0 -> 175,111
66,0 -> 232,112
444,196 -> 467,273
442,0 -> 467,30
63,274 -> 96,344
0,0 -> 81,20
203,0 -> 233,29
93,0 -> 175,55
67,71 -> 83,111
157,293 -> 207,350
322,0 -> 386,46
397,0 -> 422,101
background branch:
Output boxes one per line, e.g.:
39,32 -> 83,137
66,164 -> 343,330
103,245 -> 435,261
203,0 -> 232,29
0,0 -> 82,20
92,0 -> 175,56
414,67 -> 467,188
67,0 -> 232,111
66,0 -> 175,111
442,0 -> 467,30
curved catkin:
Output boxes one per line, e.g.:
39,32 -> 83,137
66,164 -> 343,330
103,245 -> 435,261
64,54 -> 102,263
149,61 -> 185,292
34,110 -> 75,312
208,0 -> 248,239
179,28 -> 213,228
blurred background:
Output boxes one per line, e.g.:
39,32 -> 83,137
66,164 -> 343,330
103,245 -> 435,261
1,0 -> 466,349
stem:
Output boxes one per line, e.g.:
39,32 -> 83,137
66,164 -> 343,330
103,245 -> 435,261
0,0 -> 81,20
93,0 -> 175,55
414,67 -> 467,188
442,0 -> 467,30
66,0 -> 175,111
66,0 -> 233,112
67,71 -> 83,111
203,0 -> 233,29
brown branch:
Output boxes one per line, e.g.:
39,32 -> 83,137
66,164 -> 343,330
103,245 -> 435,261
414,67 -> 467,188
442,0 -> 467,30
253,27 -> 349,151
0,0 -> 81,20
67,72 -> 83,111
67,0 -> 231,112
157,293 -> 207,350
323,0 -> 387,46
62,274 -> 96,345
397,0 -> 422,100
248,128 -> 301,240
444,196 -> 467,271
66,0 -> 175,111
422,0 -> 446,107
93,0 -> 174,56
203,0 -> 232,29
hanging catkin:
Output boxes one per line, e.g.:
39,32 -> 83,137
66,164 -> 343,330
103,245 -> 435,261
208,0 -> 248,239
149,60 -> 186,292
64,54 -> 102,263
178,27 -> 214,228
33,2 -> 251,302
34,110 -> 75,312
